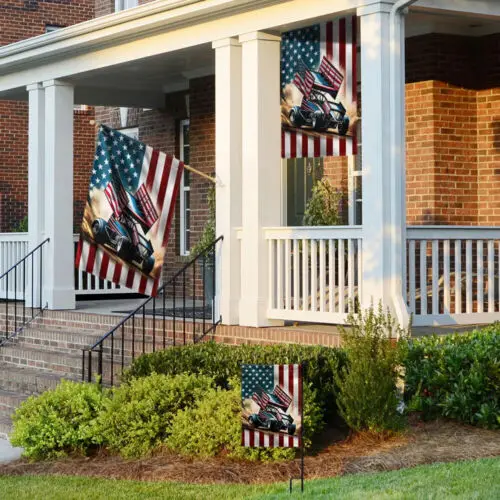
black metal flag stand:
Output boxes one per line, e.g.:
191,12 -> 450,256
289,363 -> 305,494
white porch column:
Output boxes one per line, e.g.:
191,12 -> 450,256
26,83 -> 45,308
42,80 -> 75,310
212,38 -> 242,325
238,31 -> 281,327
357,2 -> 395,311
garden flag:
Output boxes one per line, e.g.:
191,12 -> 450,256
281,16 -> 357,158
242,364 -> 303,448
76,125 -> 183,296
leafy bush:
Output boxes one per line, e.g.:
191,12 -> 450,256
11,380 -> 107,460
124,342 -> 346,421
303,178 -> 344,226
335,304 -> 409,433
98,373 -> 214,458
166,379 -> 323,461
404,325 -> 500,429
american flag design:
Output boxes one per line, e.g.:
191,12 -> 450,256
76,125 -> 183,296
241,364 -> 303,448
281,17 -> 358,158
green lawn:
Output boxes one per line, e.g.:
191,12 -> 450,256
0,457 -> 499,500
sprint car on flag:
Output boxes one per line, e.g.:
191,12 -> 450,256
92,183 -> 157,275
289,56 -> 349,135
248,385 -> 297,435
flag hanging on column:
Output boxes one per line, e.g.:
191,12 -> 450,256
241,364 -> 303,448
281,16 -> 358,158
75,125 -> 183,296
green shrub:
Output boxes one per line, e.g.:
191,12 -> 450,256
403,325 -> 500,429
125,342 -> 346,421
335,304 -> 409,433
303,178 -> 344,226
98,373 -> 214,458
166,379 -> 323,461
10,380 -> 107,460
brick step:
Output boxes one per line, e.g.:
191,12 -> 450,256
11,328 -> 104,352
0,415 -> 13,437
0,362 -> 72,395
0,390 -> 28,411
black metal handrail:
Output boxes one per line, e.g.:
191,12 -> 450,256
1,238 -> 49,343
83,236 -> 223,385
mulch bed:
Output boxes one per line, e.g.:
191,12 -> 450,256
1,420 -> 499,484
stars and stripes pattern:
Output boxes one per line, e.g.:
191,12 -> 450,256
281,16 -> 357,158
242,364 -> 303,448
76,125 -> 183,296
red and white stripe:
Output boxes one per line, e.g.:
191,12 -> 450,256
104,183 -> 122,218
242,364 -> 303,449
282,16 -> 357,159
77,139 -> 183,297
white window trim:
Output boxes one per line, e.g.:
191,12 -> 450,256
348,144 -> 362,226
179,119 -> 190,256
115,0 -> 138,13
119,126 -> 139,140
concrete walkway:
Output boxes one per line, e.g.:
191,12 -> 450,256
0,438 -> 22,464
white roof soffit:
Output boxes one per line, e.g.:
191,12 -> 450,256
0,0 -> 281,72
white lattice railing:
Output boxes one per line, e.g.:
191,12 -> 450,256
407,226 -> 500,326
0,233 -> 29,300
265,226 -> 362,324
0,233 -> 131,297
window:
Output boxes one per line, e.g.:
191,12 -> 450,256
119,127 -> 139,141
115,0 -> 138,12
179,120 -> 191,256
45,25 -> 63,33
348,123 -> 362,226
283,157 -> 323,226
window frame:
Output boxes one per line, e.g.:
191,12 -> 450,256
114,0 -> 138,12
179,119 -> 191,256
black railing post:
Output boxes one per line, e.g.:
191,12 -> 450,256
142,305 -> 146,355
202,254 -> 206,335
82,350 -> 85,382
213,248 -> 217,324
121,324 -> 125,372
192,260 -> 196,343
183,270 -> 186,345
173,277 -> 176,346
6,274 -> 8,338
14,266 -> 17,333
23,259 -> 26,325
152,295 -> 156,353
87,350 -> 92,383
132,315 -> 135,361
162,289 -> 166,349
110,335 -> 114,387
31,253 -> 34,319
39,245 -> 42,313
98,344 -> 103,385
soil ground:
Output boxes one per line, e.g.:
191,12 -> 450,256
0,420 -> 499,485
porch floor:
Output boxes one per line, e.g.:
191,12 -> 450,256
74,299 -> 486,337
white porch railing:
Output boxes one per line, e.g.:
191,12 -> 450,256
407,226 -> 500,326
0,233 -> 131,297
0,233 -> 29,300
265,226 -> 362,324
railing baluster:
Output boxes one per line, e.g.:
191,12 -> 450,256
455,240 -> 462,314
443,240 -> 450,314
329,239 -> 334,313
183,268 -> 186,345
82,350 -> 85,382
338,239 -> 345,314
488,240 -> 494,313
319,239 -> 326,312
98,344 -> 103,385
409,239 -> 416,314
348,238 -> 354,311
31,253 -> 34,318
23,259 -> 26,325
132,315 -> 135,360
87,350 -> 92,383
173,277 -> 176,346
466,240 -> 472,314
268,239 -> 274,310
420,240 -> 427,316
310,239 -> 317,312
14,266 -> 17,333
432,240 -> 439,315
277,239 -> 283,310
477,240 -> 484,313
142,305 -> 146,355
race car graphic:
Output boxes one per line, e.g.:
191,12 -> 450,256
247,385 -> 297,435
289,56 -> 350,135
92,182 -> 157,275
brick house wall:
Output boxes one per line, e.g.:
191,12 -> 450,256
0,0 -> 95,232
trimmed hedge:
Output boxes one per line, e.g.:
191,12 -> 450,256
124,341 -> 346,420
98,373 -> 215,458
404,325 -> 500,429
11,380 -> 107,460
